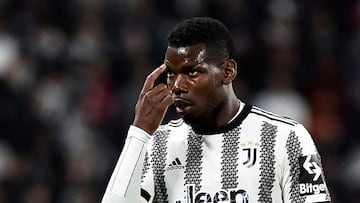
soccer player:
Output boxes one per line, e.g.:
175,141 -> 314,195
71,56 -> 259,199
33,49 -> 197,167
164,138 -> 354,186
102,17 -> 331,203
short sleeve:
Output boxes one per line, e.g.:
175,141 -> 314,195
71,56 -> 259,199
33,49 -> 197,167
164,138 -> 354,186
282,124 -> 331,203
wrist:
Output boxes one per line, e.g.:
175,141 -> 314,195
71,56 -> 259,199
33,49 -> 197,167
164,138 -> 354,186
132,121 -> 156,135
129,125 -> 153,142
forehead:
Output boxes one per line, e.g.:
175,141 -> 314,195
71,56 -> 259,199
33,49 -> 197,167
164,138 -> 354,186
165,44 -> 208,67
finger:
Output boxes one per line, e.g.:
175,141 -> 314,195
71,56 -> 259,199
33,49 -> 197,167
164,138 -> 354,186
145,83 -> 167,97
161,93 -> 174,106
144,84 -> 171,102
153,89 -> 173,110
140,64 -> 166,95
159,88 -> 173,103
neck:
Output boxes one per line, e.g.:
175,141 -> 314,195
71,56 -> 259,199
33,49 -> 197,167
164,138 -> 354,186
215,96 -> 241,126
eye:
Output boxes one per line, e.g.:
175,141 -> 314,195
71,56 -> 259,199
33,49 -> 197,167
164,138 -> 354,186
188,70 -> 199,76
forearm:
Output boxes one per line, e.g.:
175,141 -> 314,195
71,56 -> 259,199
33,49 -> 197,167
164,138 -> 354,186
102,125 -> 151,203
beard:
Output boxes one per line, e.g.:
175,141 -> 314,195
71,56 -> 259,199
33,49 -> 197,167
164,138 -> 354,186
182,109 -> 219,134
180,89 -> 223,134
182,114 -> 202,126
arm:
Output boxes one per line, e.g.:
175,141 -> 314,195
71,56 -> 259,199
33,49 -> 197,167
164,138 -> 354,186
102,126 -> 150,203
282,124 -> 331,203
102,65 -> 173,202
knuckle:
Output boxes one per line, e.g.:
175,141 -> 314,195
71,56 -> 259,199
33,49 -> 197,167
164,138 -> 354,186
143,92 -> 155,103
146,74 -> 155,81
143,92 -> 151,100
159,84 -> 167,89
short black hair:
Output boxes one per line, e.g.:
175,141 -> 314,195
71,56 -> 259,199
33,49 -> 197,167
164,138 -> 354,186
167,17 -> 234,63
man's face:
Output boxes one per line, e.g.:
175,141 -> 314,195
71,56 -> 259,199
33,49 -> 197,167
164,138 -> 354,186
164,44 -> 225,124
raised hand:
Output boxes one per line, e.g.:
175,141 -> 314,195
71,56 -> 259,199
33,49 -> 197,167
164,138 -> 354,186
132,64 -> 173,135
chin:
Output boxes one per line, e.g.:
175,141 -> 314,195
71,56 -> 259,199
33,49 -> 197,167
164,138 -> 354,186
181,114 -> 198,125
181,112 -> 208,126
181,115 -> 194,125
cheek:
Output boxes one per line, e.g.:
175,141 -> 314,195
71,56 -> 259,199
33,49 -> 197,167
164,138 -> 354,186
192,77 -> 210,92
193,79 -> 218,104
204,74 -> 223,105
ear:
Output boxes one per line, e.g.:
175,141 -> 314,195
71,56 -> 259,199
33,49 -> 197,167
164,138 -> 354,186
222,59 -> 237,84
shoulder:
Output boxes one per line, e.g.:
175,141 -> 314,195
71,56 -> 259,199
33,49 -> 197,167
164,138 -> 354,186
248,105 -> 300,127
247,105 -> 316,150
167,118 -> 186,128
153,118 -> 189,137
148,118 -> 189,151
157,118 -> 186,130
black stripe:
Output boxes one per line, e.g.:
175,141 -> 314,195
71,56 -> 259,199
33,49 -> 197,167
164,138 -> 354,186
220,125 -> 241,189
286,131 -> 305,202
185,129 -> 204,193
258,122 -> 277,202
169,118 -> 184,127
151,130 -> 169,202
252,107 -> 297,124
141,188 -> 151,202
251,111 -> 295,126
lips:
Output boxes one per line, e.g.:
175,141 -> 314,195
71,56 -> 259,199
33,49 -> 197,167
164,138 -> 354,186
173,98 -> 192,113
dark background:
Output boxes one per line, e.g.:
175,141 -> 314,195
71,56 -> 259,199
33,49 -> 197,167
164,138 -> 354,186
0,0 -> 359,202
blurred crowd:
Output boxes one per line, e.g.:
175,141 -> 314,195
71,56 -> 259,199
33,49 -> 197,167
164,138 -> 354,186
0,0 -> 360,202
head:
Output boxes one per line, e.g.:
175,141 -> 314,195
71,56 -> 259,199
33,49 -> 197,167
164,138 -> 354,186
164,17 -> 238,130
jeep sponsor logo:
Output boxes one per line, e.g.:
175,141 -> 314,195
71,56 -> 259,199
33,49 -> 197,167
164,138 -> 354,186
175,184 -> 249,203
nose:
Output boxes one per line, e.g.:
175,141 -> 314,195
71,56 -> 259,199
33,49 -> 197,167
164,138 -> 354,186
170,74 -> 188,94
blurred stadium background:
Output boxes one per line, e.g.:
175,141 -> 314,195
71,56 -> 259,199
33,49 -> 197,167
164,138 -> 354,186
0,0 -> 359,202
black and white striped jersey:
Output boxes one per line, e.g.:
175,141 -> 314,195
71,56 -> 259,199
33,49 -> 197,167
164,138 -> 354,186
140,103 -> 331,203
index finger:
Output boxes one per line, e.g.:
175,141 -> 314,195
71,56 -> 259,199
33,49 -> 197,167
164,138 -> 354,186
141,64 -> 167,94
